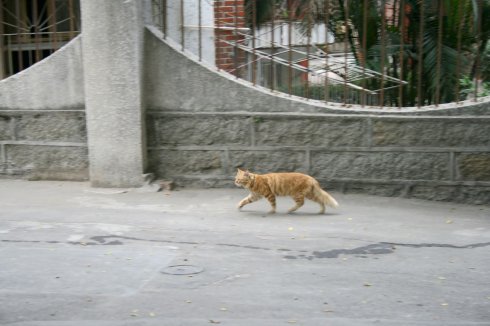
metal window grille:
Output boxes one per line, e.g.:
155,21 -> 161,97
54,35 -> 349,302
0,0 -> 80,79
151,0 -> 490,108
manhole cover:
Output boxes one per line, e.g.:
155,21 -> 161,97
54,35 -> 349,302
161,265 -> 204,275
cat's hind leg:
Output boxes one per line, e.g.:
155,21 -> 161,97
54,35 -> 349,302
306,193 -> 325,214
238,192 -> 262,210
288,195 -> 305,213
317,203 -> 326,214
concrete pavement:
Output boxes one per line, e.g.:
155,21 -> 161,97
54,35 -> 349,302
0,179 -> 489,325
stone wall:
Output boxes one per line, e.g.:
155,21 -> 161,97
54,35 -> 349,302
0,22 -> 489,205
0,110 -> 88,180
0,36 -> 88,180
145,28 -> 490,204
146,111 -> 490,204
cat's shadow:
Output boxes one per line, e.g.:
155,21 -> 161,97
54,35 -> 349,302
239,209 -> 339,218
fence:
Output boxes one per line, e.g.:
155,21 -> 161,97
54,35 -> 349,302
1,0 -> 489,108
150,0 -> 490,108
0,0 -> 80,79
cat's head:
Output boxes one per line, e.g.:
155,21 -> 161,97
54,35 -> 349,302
234,168 -> 254,188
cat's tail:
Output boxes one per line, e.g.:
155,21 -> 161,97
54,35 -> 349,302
313,184 -> 339,208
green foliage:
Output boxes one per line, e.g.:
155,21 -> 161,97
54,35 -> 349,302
253,116 -> 265,124
481,42 -> 490,81
244,0 -> 490,106
345,0 -> 490,105
459,75 -> 490,99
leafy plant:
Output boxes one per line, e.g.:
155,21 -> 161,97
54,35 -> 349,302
243,0 -> 490,106
344,0 -> 490,105
459,75 -> 490,99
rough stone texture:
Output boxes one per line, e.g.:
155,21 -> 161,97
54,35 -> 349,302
0,111 -> 87,180
5,145 -> 88,180
0,116 -> 11,140
145,110 -> 489,204
409,185 -> 490,205
168,176 -> 234,188
341,182 -> 407,197
229,150 -> 308,174
146,115 -> 158,147
15,112 -> 86,142
456,153 -> 490,181
254,117 -> 367,147
149,150 -> 225,177
373,118 -> 490,147
407,185 -> 459,202
456,185 -> 490,204
150,115 -> 251,146
311,152 -> 450,181
81,0 -> 146,187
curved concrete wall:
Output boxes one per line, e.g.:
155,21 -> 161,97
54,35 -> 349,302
145,27 -> 490,204
145,26 -> 490,117
0,36 -> 84,110
0,36 -> 88,180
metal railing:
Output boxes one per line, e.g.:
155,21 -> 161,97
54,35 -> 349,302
151,0 -> 490,108
0,0 -> 80,79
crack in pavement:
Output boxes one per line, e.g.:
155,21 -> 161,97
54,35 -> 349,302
381,241 -> 490,249
2,235 -> 490,260
284,241 -> 490,260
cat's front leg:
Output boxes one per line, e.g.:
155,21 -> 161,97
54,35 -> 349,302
265,193 -> 276,214
238,192 -> 262,210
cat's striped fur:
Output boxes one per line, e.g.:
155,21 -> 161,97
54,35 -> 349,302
234,168 -> 338,214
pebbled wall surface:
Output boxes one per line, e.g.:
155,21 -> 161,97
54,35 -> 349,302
146,112 -> 490,204
0,110 -> 88,180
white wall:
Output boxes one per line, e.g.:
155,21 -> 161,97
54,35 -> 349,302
253,22 -> 334,48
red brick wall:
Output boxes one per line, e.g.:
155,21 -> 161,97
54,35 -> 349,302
214,0 -> 246,74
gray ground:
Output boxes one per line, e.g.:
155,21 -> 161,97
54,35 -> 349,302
0,180 -> 489,326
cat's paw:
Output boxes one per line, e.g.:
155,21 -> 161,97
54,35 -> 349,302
267,209 -> 276,214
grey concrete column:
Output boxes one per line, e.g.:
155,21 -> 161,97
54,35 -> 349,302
81,0 -> 146,187
0,0 -> 5,79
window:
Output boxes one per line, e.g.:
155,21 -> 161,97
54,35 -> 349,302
0,0 -> 80,78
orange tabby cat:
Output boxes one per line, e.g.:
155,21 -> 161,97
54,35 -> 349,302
234,168 -> 338,214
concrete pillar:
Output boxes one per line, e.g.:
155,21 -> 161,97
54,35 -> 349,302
0,0 -> 5,79
81,0 -> 146,187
